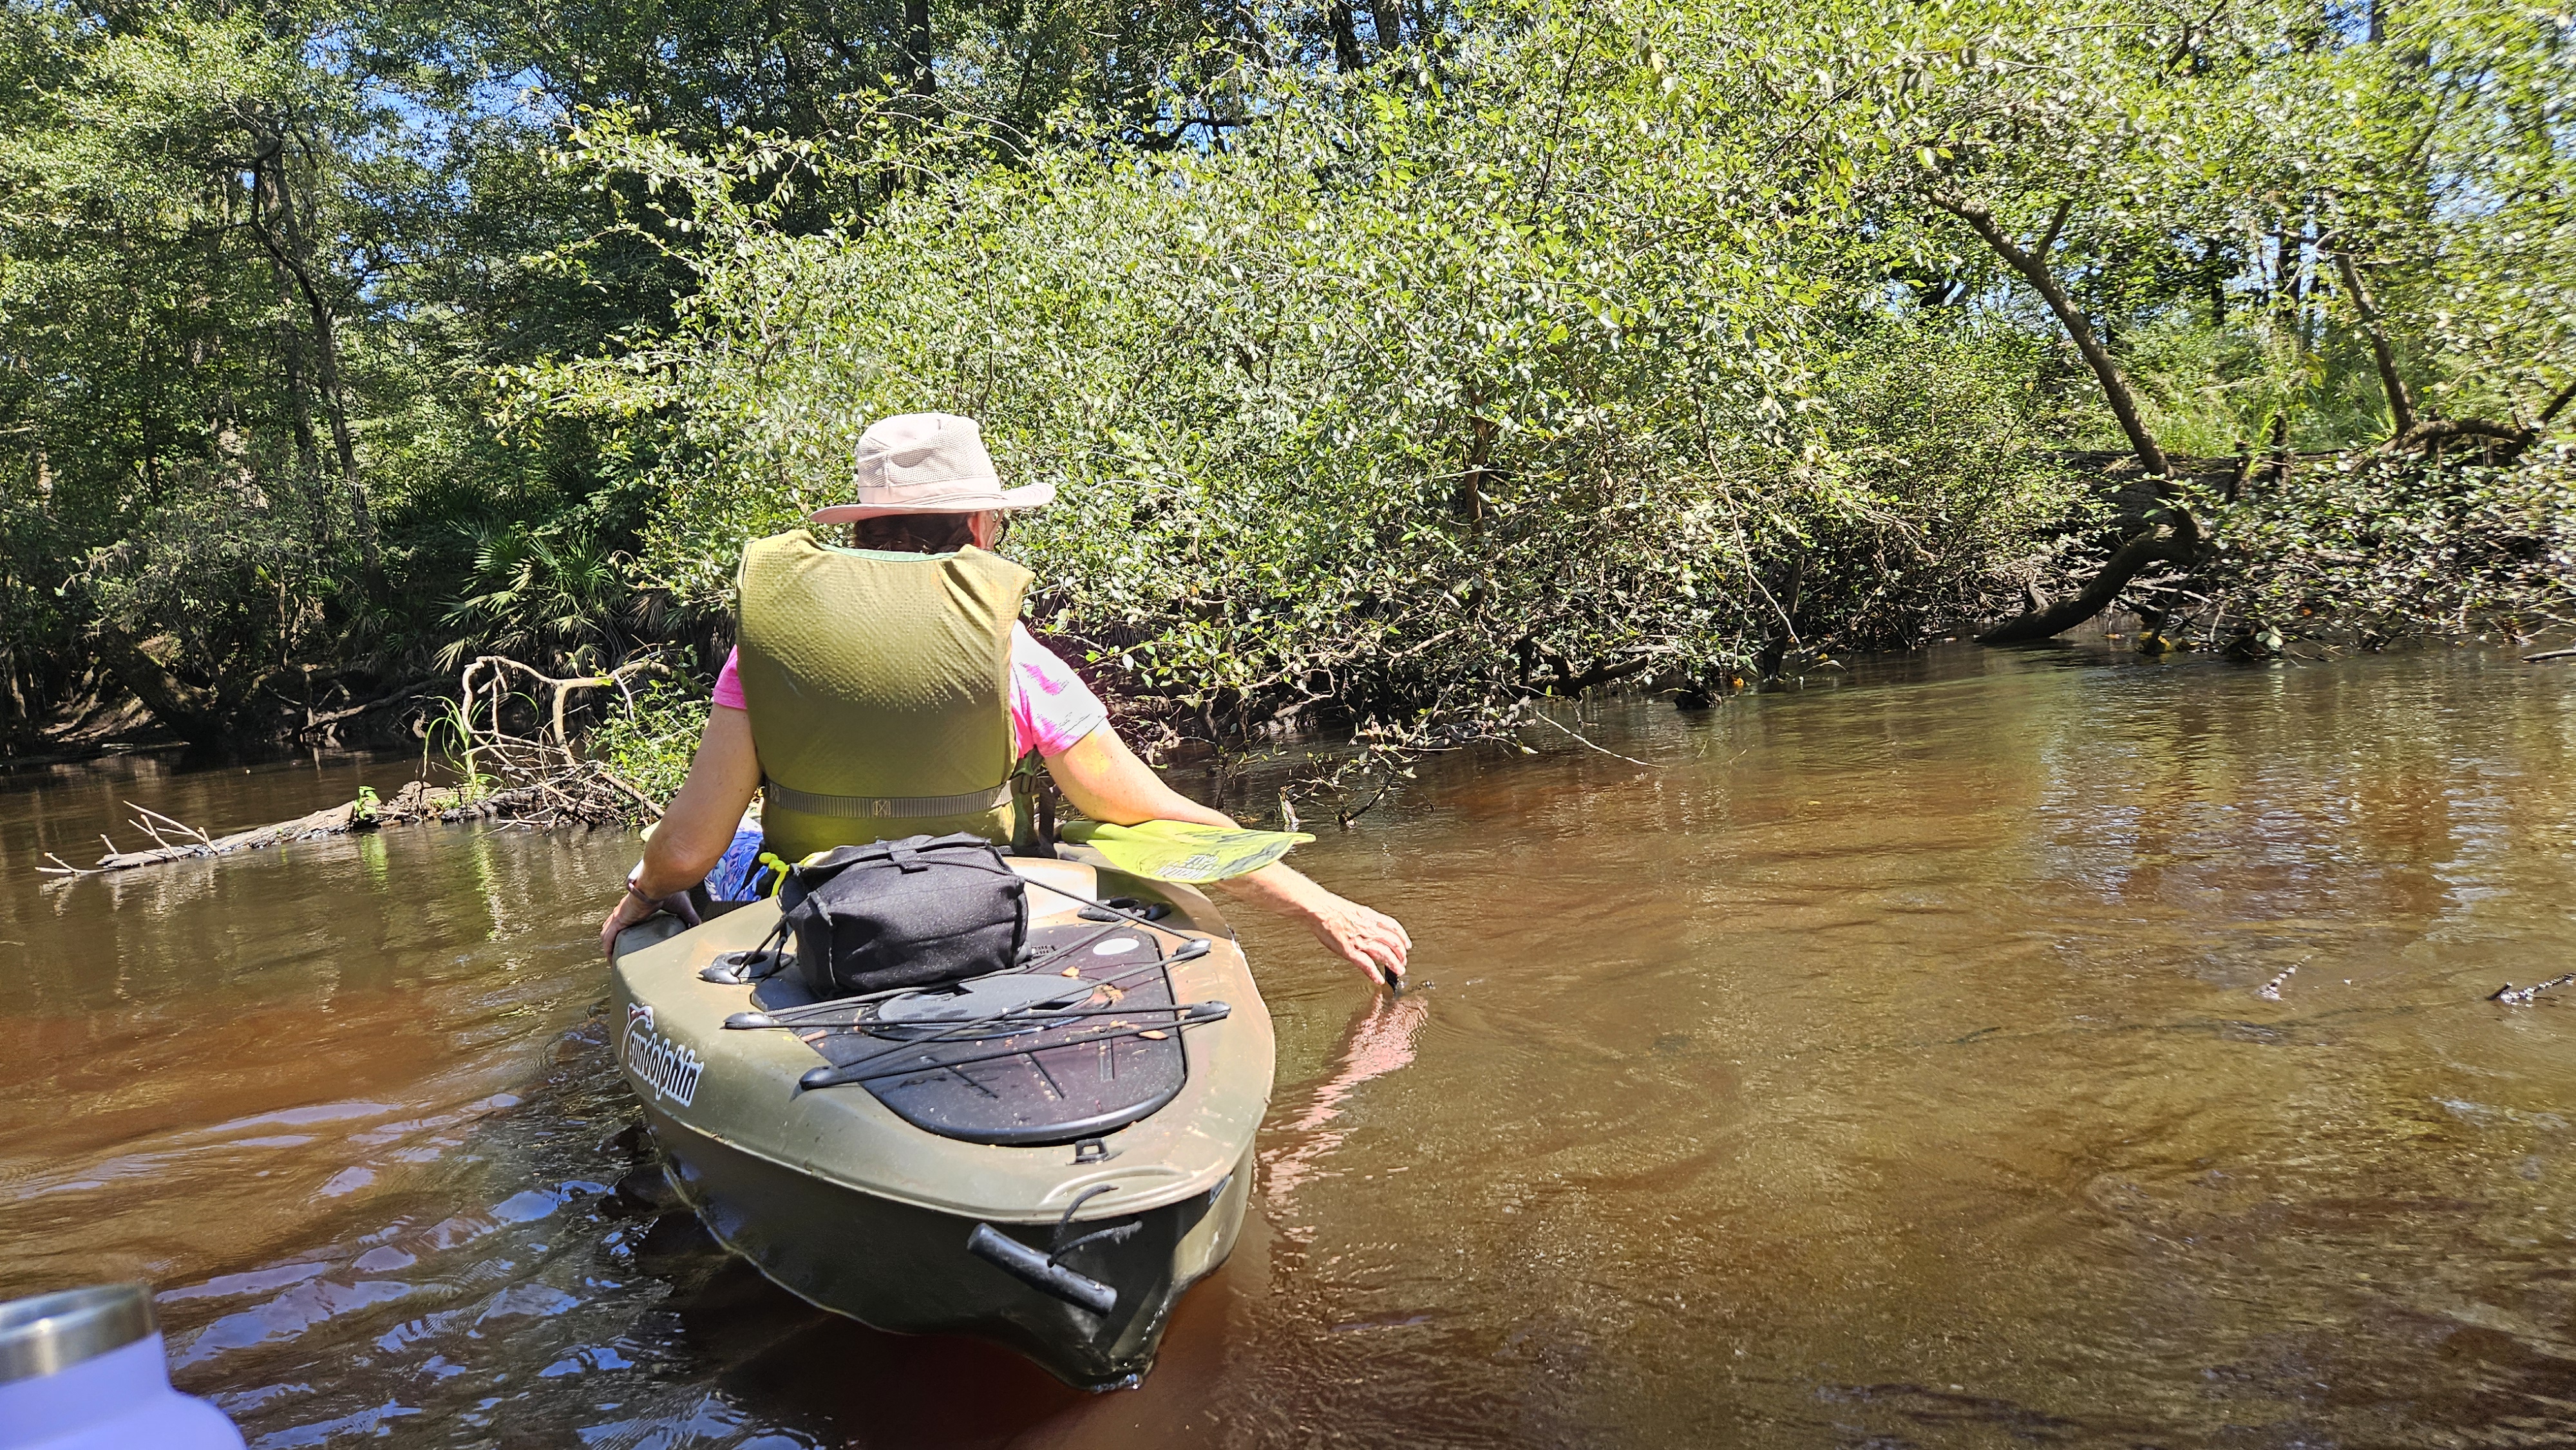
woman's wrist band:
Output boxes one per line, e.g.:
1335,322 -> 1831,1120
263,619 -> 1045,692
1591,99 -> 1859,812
625,878 -> 658,907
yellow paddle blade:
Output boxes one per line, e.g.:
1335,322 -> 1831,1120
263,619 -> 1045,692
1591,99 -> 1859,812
1057,820 -> 1314,883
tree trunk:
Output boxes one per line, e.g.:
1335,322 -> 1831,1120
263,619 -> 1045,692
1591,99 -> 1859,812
248,125 -> 379,581
2539,377 -> 2576,431
89,627 -> 238,743
2264,223 -> 2284,312
2328,246 -> 2418,438
1935,195 -> 2172,478
1452,413 -> 1496,530
1329,2 -> 1365,71
1,644 -> 28,731
1367,0 -> 1402,48
1932,194 -> 2202,642
901,0 -> 935,96
2290,211 -> 2315,353
270,290 -> 321,473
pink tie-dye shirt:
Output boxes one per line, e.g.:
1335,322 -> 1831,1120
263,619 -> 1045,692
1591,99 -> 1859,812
710,623 -> 1108,758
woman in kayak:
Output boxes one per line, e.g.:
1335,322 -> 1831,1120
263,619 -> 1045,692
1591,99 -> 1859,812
596,411 -> 1409,988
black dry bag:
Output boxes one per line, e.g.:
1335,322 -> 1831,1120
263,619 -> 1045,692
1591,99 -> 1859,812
774,833 -> 1028,998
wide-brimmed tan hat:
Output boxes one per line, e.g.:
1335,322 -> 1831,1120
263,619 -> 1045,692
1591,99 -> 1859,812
808,412 -> 1056,524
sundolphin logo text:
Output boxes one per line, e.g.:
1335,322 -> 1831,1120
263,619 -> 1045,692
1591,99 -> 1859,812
624,1003 -> 705,1107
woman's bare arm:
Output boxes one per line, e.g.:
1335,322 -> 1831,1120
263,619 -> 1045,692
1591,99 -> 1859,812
1044,725 -> 1232,829
1045,726 -> 1410,987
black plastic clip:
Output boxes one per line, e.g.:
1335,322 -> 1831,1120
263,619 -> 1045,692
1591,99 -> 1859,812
1072,1136 -> 1117,1165
1078,898 -> 1171,923
699,948 -> 787,985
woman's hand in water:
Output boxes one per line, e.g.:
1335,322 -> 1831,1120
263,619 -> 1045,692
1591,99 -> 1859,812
1298,892 -> 1412,989
1211,863 -> 1410,989
1212,863 -> 1412,990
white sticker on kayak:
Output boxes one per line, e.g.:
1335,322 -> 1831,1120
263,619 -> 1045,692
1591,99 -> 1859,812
625,1003 -> 704,1108
1094,937 -> 1141,956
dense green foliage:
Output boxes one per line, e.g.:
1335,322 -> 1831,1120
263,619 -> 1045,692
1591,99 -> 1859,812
524,106 -> 2092,749
3,0 -> 2570,764
592,680 -> 711,800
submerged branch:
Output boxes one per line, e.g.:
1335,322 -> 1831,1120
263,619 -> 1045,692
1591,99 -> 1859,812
1528,710 -> 1653,767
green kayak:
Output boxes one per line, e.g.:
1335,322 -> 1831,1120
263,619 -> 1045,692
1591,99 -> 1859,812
609,851 -> 1274,1389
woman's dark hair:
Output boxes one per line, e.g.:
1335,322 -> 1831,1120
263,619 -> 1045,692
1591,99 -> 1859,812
847,512 -> 984,554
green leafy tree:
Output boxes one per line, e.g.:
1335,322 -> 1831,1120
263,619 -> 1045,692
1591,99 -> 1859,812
515,46 -> 2088,751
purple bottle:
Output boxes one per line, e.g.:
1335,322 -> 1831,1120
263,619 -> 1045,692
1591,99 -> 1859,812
0,1285 -> 242,1449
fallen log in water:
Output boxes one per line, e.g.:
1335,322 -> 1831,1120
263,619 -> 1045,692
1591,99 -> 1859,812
37,654 -> 677,880
37,746 -> 661,880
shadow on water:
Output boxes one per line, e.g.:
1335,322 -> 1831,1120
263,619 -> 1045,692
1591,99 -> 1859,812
6,640 -> 2576,1446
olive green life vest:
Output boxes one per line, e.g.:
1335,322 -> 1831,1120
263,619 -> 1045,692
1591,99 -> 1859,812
732,530 -> 1031,861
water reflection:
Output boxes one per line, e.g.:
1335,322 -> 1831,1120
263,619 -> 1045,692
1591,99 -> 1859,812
1264,994 -> 1430,1211
3,643 -> 2574,1446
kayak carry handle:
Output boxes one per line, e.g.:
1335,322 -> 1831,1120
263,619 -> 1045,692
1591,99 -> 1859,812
966,1224 -> 1117,1315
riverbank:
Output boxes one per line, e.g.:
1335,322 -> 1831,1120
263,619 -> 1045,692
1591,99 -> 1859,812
14,434 -> 2572,782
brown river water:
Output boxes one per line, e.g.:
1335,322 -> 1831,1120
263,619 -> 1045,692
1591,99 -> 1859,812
5,641 -> 2575,1447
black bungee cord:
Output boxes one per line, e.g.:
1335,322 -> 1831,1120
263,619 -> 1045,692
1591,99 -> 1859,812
817,1003 -> 1236,1090
668,863 -> 1268,1089
779,939 -> 1218,1091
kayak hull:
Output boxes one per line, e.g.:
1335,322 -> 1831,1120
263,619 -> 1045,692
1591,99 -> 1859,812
609,854 -> 1273,1390
643,1100 -> 1255,1388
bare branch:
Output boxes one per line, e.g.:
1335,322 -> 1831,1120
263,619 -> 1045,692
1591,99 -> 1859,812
1934,192 -> 2171,477
2034,196 -> 2074,263
1978,525 -> 2199,643
1529,710 -> 1654,767
2327,242 -> 2418,437
2537,377 -> 2576,429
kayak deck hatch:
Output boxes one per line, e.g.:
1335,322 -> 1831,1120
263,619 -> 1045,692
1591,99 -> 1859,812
753,923 -> 1189,1146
